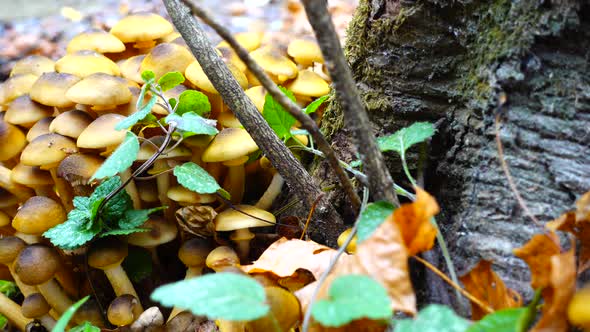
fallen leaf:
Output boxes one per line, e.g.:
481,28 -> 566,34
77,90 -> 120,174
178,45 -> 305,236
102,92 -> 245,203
459,260 -> 522,320
394,187 -> 439,255
576,191 -> 590,222
513,233 -> 560,289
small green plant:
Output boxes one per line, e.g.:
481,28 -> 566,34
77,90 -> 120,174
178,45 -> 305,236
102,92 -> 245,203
51,296 -> 100,332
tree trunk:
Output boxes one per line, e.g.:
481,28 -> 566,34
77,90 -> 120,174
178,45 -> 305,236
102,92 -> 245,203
314,0 -> 590,305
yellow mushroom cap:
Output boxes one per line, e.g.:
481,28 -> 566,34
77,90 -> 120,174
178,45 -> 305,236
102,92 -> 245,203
136,136 -> 192,161
286,69 -> 330,97
58,153 -> 104,186
247,286 -> 301,332
66,73 -> 132,109
22,293 -> 51,319
287,38 -> 324,66
110,13 -> 173,44
29,72 -> 81,108
250,46 -> 298,81
140,42 -> 194,79
9,55 -> 55,77
66,28 -> 126,54
568,286 -> 590,328
5,95 -> 54,128
205,246 -> 240,272
1,74 -> 38,104
214,205 -> 276,231
0,210 -> 10,227
12,196 -> 66,235
337,228 -> 357,254
217,31 -> 264,52
77,113 -> 127,149
55,50 -> 121,77
217,111 -> 242,128
244,86 -> 266,112
20,133 -> 78,167
201,128 -> 258,162
88,238 -> 128,269
185,60 -> 247,94
119,55 -> 145,84
49,110 -> 93,139
167,185 -> 217,205
217,46 -> 246,73
26,116 -> 54,142
0,120 -> 27,161
126,216 -> 178,248
10,163 -> 53,187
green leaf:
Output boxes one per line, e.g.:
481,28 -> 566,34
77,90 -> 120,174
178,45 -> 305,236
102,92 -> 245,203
141,70 -> 155,82
467,308 -> 527,332
263,87 -> 296,140
312,275 -> 391,327
174,162 -> 221,194
377,122 -> 435,155
115,94 -> 158,130
69,321 -> 100,332
356,201 -> 395,243
90,132 -> 139,181
349,160 -> 362,168
0,280 -> 18,298
394,305 -> 470,332
119,207 -> 165,229
0,314 -> 6,330
100,228 -> 148,237
515,289 -> 541,332
151,272 -> 269,321
304,95 -> 329,114
52,296 -> 90,332
165,112 -> 218,137
176,90 -> 211,116
44,218 -> 99,250
158,71 -> 185,91
93,177 -> 133,225
122,247 -> 153,283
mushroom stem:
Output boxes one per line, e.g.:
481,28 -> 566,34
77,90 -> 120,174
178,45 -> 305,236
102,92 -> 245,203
104,265 -> 143,310
33,186 -> 60,202
49,168 -> 74,211
167,266 -> 204,321
0,292 -> 31,331
120,168 -> 141,209
39,314 -> 56,330
37,279 -> 74,314
225,165 -> 245,204
232,228 -> 255,262
13,232 -> 40,244
154,160 -> 174,220
255,173 -> 284,210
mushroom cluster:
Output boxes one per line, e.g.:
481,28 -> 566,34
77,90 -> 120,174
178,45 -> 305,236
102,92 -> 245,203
0,10 -> 327,331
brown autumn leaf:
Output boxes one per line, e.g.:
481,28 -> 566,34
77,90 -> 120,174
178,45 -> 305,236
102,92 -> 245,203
513,232 -> 560,289
531,247 -> 576,332
394,187 -> 439,256
459,260 -> 522,320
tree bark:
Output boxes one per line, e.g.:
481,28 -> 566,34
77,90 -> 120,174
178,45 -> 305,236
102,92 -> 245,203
317,0 -> 590,304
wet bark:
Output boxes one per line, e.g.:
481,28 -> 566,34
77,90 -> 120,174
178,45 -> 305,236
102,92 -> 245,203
314,0 -> 590,306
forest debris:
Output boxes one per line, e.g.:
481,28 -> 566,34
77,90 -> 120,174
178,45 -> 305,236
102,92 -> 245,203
394,187 -> 438,256
459,260 -> 522,320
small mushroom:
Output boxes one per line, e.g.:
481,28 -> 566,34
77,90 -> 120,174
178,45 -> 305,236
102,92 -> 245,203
0,120 -> 27,162
337,228 -> 357,254
29,72 -> 81,111
0,164 -> 35,202
12,196 -> 66,243
10,163 -> 56,199
215,205 -> 276,262
4,95 -> 54,128
119,55 -> 146,84
55,50 -> 120,78
110,13 -> 174,49
167,185 -> 217,206
246,286 -> 301,332
0,291 -> 31,331
244,86 -> 266,113
66,73 -> 132,112
107,294 -> 142,327
49,110 -> 93,139
127,216 -> 178,267
21,293 -> 56,330
217,31 -> 263,52
254,171 -> 284,211
9,55 -> 54,77
285,69 -> 330,102
248,46 -> 298,84
88,237 -> 142,310
1,74 -> 37,105
66,28 -> 126,54
57,153 -> 104,196
0,237 -> 37,297
26,116 -> 54,142
140,42 -> 194,80
287,38 -> 324,67
205,246 -> 240,273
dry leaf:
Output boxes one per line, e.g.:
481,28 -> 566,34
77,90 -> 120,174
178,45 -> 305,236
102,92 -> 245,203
531,247 -> 576,332
459,260 -> 522,320
394,187 -> 439,255
576,191 -> 590,222
513,233 -> 560,289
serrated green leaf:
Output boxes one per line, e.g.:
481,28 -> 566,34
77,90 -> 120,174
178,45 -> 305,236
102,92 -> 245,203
312,275 -> 391,327
69,321 -> 100,332
115,95 -> 158,130
92,177 -> 133,225
158,71 -> 185,91
151,272 -> 269,321
43,219 -> 99,250
357,201 -> 395,243
100,228 -> 148,236
176,90 -> 211,116
123,247 -> 153,283
0,280 -> 18,299
68,196 -> 92,226
263,87 -> 296,140
90,132 -> 139,181
305,95 -> 329,114
119,207 -> 165,229
141,70 -> 155,82
467,308 -> 527,332
52,296 -> 90,332
174,162 -> 221,194
394,305 -> 470,332
165,112 -> 218,137
377,122 -> 435,155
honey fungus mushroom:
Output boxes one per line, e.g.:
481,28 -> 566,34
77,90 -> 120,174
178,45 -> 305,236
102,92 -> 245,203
4,95 -> 54,128
66,28 -> 126,54
12,196 -> 66,242
21,293 -> 56,330
107,294 -> 142,327
66,73 -> 133,112
140,42 -> 194,79
110,12 -> 174,49
29,72 -> 81,110
55,50 -> 120,77
9,55 -> 54,77
205,246 -> 240,272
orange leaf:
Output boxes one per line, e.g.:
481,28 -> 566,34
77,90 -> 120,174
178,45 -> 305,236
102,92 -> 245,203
459,260 -> 522,320
531,247 -> 576,332
513,233 -> 560,289
394,187 -> 439,256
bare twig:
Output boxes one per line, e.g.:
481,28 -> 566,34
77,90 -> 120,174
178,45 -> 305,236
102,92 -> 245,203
182,0 -> 361,213
163,0 -> 346,245
301,0 -> 399,207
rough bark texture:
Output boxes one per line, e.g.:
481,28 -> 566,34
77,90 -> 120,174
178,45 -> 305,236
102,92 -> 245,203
315,0 -> 590,303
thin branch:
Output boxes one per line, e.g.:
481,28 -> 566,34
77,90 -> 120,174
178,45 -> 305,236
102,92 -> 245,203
301,0 -> 399,207
183,0 -> 361,213
163,0 -> 346,245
